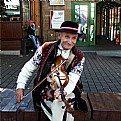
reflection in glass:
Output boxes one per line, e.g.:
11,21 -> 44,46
90,3 -> 94,42
75,5 -> 88,42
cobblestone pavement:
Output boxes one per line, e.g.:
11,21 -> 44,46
82,52 -> 121,93
1,54 -> 35,93
1,48 -> 121,93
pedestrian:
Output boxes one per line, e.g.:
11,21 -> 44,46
16,21 -> 86,121
27,21 -> 41,52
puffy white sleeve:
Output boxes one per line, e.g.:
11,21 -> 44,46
16,46 -> 42,89
64,57 -> 85,95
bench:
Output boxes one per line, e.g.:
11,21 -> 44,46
0,88 -> 48,121
21,38 -> 34,55
72,92 -> 121,121
1,88 -> 121,121
87,92 -> 121,121
0,88 -> 90,121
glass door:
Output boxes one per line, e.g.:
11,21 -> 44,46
72,2 -> 96,45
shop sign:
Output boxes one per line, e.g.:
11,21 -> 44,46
4,0 -> 19,10
50,10 -> 64,29
49,0 -> 64,6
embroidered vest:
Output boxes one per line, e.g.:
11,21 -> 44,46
32,41 -> 84,107
35,41 -> 84,85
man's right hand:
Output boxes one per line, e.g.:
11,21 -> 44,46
16,88 -> 24,103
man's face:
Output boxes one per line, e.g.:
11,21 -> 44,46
59,32 -> 78,50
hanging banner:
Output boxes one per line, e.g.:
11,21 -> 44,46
50,10 -> 64,29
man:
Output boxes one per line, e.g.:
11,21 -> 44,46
27,21 -> 41,51
16,21 -> 85,121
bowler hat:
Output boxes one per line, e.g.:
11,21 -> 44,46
58,21 -> 79,34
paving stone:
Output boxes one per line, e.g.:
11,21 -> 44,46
1,47 -> 121,94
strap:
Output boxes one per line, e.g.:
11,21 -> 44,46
41,100 -> 52,115
63,110 -> 67,121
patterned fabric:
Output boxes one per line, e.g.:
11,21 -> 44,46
71,57 -> 85,75
32,47 -> 42,66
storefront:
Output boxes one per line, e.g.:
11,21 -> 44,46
96,1 -> 121,45
1,0 -> 121,55
41,0 -> 121,45
3,0 -> 20,21
0,0 -> 31,54
1,0 -> 121,45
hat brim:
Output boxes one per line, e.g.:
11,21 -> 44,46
56,29 -> 79,34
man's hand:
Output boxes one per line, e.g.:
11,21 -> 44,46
54,88 -> 67,102
16,88 -> 24,103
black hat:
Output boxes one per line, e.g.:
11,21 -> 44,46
58,21 -> 79,34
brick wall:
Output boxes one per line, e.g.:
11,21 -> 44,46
42,1 -> 71,42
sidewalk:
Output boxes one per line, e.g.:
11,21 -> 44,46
1,46 -> 121,93
82,52 -> 121,92
78,43 -> 121,57
1,54 -> 35,93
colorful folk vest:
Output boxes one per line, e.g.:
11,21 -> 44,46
32,40 -> 84,108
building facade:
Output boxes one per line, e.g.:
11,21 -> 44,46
39,0 -> 121,46
1,0 -> 121,55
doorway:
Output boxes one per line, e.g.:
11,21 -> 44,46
96,1 -> 121,45
72,2 -> 96,46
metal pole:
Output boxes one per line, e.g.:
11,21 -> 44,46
19,0 -> 23,21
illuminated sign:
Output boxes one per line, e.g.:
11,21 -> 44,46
4,0 -> 19,10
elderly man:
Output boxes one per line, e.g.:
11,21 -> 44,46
16,21 -> 85,121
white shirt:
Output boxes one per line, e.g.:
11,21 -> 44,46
57,43 -> 70,59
